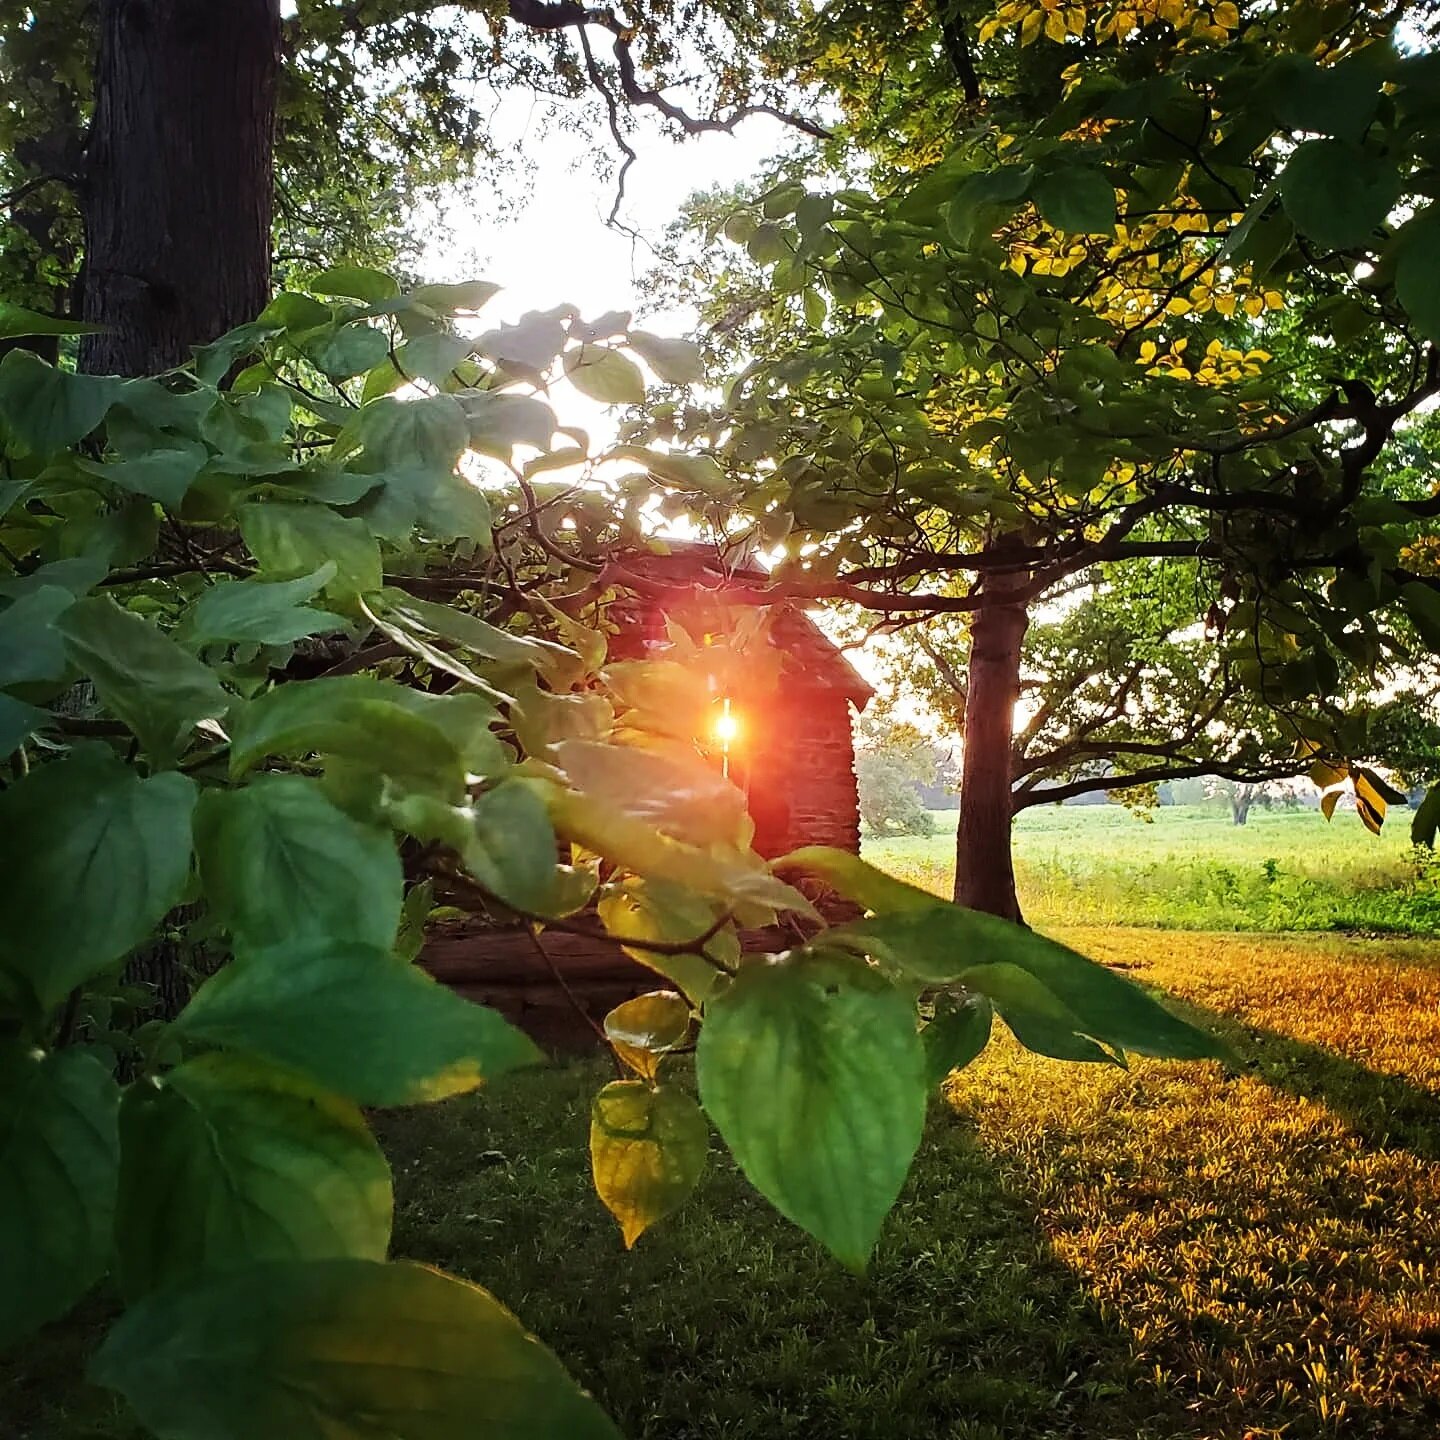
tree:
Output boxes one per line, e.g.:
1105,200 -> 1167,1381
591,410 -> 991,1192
0,280 -> 1225,1438
854,556 -> 1422,849
644,0 -> 1440,920
855,715 -> 940,836
1,0 -> 827,375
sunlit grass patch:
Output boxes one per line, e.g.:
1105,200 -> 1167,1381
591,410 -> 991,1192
867,806 -> 1440,935
948,928 -> 1440,1438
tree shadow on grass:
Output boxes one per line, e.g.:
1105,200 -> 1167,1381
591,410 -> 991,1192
1234,1023 -> 1440,1160
1167,991 -> 1440,1163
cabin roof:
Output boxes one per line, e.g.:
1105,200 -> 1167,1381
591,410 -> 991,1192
614,544 -> 874,710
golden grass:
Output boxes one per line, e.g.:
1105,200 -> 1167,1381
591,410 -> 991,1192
947,928 -> 1440,1438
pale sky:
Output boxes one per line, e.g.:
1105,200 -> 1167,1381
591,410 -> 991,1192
421,98 -> 797,331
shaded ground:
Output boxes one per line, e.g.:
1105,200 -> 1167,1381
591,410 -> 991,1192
7,928 -> 1440,1439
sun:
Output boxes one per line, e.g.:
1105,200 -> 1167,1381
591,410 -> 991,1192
713,706 -> 740,744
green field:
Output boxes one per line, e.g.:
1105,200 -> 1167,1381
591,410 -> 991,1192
13,928 -> 1440,1440
865,803 -> 1440,934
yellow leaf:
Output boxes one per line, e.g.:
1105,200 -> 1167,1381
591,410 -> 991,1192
1243,294 -> 1265,317
1067,6 -> 1086,33
1214,1 -> 1239,24
590,1081 -> 709,1247
1357,796 -> 1384,835
1044,9 -> 1069,40
1321,790 -> 1340,822
1021,8 -> 1045,42
1354,772 -> 1388,823
604,990 -> 692,1082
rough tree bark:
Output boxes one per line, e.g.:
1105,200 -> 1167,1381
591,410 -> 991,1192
954,548 -> 1030,922
80,0 -> 281,377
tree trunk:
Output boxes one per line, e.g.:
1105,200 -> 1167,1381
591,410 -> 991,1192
80,0 -> 281,377
1231,785 -> 1254,826
954,556 -> 1030,922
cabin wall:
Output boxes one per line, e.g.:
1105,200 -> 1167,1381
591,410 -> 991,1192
741,690 -> 861,857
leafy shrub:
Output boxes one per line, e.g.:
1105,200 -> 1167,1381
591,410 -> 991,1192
0,283 -> 1224,1439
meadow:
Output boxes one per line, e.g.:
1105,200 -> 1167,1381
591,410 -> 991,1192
10,926 -> 1440,1440
866,802 -> 1440,935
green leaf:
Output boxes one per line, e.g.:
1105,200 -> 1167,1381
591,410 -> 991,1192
311,266 -> 400,303
1401,581 -> 1440,650
195,775 -> 403,950
182,566 -> 345,646
946,164 -> 1034,243
386,689 -> 506,775
958,961 -> 1117,1064
554,738 -> 751,849
0,304 -> 103,341
779,848 -> 1223,1061
1396,205 -> 1440,344
696,952 -> 926,1269
192,322 -> 278,387
0,693 -> 48,753
1032,166 -> 1116,235
0,351 -> 116,455
91,1257 -> 622,1440
0,751 -> 196,1011
116,1052 -> 390,1299
227,675 -> 468,797
238,501 -> 383,602
459,781 -> 562,911
1279,140 -> 1400,251
55,597 -> 229,765
922,994 -> 993,1086
596,880 -> 731,1004
1412,784 -> 1440,848
603,990 -> 691,1081
258,293 -> 336,331
385,780 -> 566,916
550,785 -> 814,920
1269,54 -> 1380,142
461,391 -> 557,457
0,1047 -> 119,1348
306,322 -> 391,380
0,584 -> 73,689
175,939 -> 541,1106
408,280 -> 501,313
394,333 -> 474,387
478,310 -> 570,371
626,331 -> 704,385
374,589 -> 582,687
357,393 -> 468,474
564,345 -> 646,405
84,443 -> 209,507
609,445 -> 728,496
590,1081 -> 708,1247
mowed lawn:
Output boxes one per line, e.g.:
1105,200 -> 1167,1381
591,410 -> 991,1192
867,804 -> 1440,935
11,929 -> 1440,1440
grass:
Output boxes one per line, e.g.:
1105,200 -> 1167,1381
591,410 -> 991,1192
10,928 -> 1440,1439
865,803 -> 1440,935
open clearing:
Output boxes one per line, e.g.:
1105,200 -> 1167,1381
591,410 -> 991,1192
867,804 -> 1440,935
11,926 -> 1440,1440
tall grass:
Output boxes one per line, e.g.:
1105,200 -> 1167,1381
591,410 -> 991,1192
864,804 -> 1440,935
